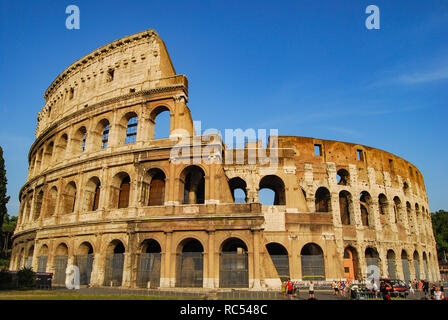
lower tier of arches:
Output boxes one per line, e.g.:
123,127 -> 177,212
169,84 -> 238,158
10,229 -> 441,289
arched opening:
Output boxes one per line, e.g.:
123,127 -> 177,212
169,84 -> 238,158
266,243 -> 289,281
34,190 -> 44,220
401,250 -> 411,283
25,246 -> 34,269
75,242 -> 94,285
72,126 -> 87,154
337,169 -> 349,186
137,239 -> 162,288
360,191 -> 371,227
378,194 -> 388,223
387,250 -> 397,279
120,177 -> 130,208
144,168 -> 166,206
104,240 -> 125,286
220,238 -> 249,288
29,155 -> 35,175
53,243 -> 68,285
150,106 -> 171,139
259,175 -> 285,206
343,247 -> 360,281
62,182 -> 77,214
315,187 -> 331,212
180,166 -> 205,204
365,247 -> 379,274
301,243 -> 325,281
300,243 -> 325,280
122,113 -> 138,145
393,197 -> 402,224
35,149 -> 43,173
339,191 -> 352,225
110,173 -> 131,209
413,251 -> 421,281
37,245 -> 49,272
176,238 -> 204,288
24,194 -> 33,224
403,182 -> 410,196
45,186 -> 58,217
43,142 -> 54,168
55,133 -> 68,162
84,177 -> 101,212
228,177 -> 247,203
92,119 -> 110,151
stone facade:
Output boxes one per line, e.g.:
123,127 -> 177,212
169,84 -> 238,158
10,29 -> 440,290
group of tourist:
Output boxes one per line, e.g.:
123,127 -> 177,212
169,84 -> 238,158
281,279 -> 317,300
407,279 -> 445,299
281,278 -> 446,300
331,280 -> 352,297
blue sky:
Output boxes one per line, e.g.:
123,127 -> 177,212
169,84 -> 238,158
0,0 -> 447,215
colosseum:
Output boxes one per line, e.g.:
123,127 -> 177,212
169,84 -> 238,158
10,29 -> 440,290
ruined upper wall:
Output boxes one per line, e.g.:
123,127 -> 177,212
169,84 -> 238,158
277,136 -> 426,193
36,29 -> 179,137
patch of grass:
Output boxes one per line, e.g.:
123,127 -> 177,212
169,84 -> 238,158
0,290 -> 203,300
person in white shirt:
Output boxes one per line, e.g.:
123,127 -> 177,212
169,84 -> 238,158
432,287 -> 444,300
408,281 -> 415,296
308,281 -> 315,299
372,280 -> 379,298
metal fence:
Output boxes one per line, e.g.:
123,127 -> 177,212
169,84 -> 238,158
75,254 -> 94,286
176,253 -> 203,288
423,260 -> 429,280
387,259 -> 397,279
136,253 -> 161,288
53,255 -> 68,285
219,252 -> 249,288
104,254 -> 124,287
402,259 -> 410,283
414,260 -> 421,281
37,256 -> 47,273
301,255 -> 325,281
269,254 -> 290,281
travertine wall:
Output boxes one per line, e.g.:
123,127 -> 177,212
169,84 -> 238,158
10,29 -> 440,290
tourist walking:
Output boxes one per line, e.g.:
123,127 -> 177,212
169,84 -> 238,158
286,278 -> 293,299
332,281 -> 338,295
281,281 -> 286,297
423,280 -> 429,297
408,281 -> 414,296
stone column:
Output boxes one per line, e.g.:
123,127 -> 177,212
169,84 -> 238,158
289,235 -> 300,280
205,230 -> 216,289
251,229 -> 262,289
331,192 -> 342,227
121,252 -> 132,288
160,231 -> 173,288
352,197 -> 362,228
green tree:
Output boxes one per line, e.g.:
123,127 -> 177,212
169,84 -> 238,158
0,146 -> 10,259
432,210 -> 448,263
1,213 -> 17,259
